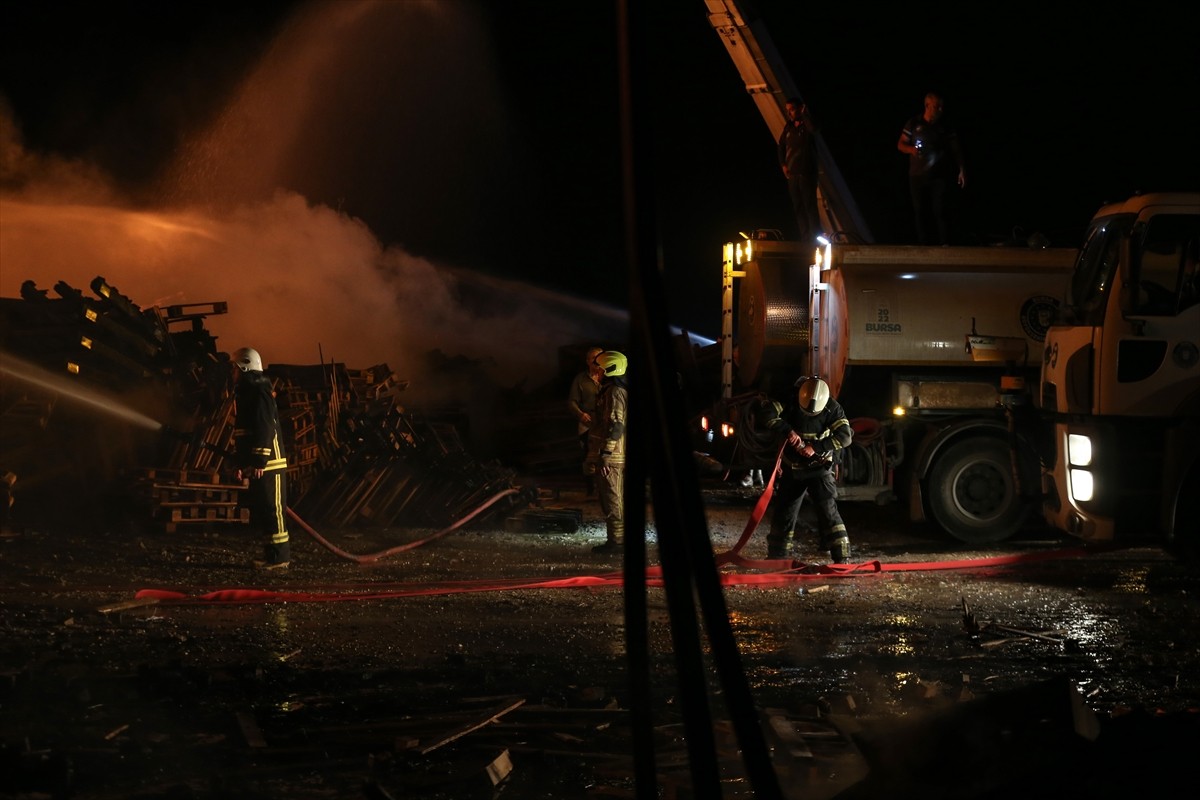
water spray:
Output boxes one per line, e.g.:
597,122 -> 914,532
0,350 -> 163,430
1,349 -> 527,562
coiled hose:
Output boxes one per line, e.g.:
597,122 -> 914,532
729,395 -> 784,477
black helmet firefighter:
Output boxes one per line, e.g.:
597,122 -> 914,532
761,376 -> 853,563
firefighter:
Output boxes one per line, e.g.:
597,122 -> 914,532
566,346 -> 605,495
763,376 -> 853,563
585,350 -> 628,554
231,347 -> 291,570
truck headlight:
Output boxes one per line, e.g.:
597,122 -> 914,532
1067,433 -> 1092,466
1070,468 -> 1094,502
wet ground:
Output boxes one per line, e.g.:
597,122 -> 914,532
2,481 -> 1198,799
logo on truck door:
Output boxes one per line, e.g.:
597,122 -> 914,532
865,298 -> 901,334
1020,295 -> 1059,342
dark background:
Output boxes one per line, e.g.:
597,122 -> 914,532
2,0 -> 1196,338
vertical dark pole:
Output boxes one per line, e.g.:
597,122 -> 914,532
614,1 -> 785,798
616,0 -> 721,795
613,2 -> 658,796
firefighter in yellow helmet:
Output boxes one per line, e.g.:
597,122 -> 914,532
762,376 -> 853,563
584,350 -> 628,554
231,347 -> 291,570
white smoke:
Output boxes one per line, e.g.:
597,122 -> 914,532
0,0 -> 628,400
0,158 -> 625,392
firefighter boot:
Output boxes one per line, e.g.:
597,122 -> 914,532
255,542 -> 291,570
592,520 -> 624,554
827,536 -> 851,565
766,530 -> 794,559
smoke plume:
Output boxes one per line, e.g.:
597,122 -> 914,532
0,0 -> 627,404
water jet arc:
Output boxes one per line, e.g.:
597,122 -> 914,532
0,350 -> 163,431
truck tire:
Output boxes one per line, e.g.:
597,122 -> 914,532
927,438 -> 1030,543
1165,463 -> 1200,562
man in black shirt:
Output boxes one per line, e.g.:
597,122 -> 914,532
898,92 -> 966,245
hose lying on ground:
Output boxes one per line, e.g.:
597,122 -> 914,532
286,487 -> 521,564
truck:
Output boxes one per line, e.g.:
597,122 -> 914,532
1039,193 -> 1200,556
698,1 -> 1199,547
713,234 -> 1075,543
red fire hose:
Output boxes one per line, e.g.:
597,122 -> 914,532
285,487 -> 521,564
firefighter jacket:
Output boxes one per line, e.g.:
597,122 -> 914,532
586,376 -> 628,469
762,395 -> 852,470
234,371 -> 289,473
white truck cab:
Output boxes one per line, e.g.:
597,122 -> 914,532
1040,193 -> 1200,553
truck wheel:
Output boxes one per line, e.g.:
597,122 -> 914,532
927,438 -> 1029,543
1165,463 -> 1200,562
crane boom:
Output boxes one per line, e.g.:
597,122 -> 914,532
703,0 -> 873,243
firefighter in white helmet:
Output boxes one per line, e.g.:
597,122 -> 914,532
762,376 -> 854,563
584,350 -> 628,554
231,347 -> 291,569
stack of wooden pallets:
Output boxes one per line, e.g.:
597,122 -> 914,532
131,467 -> 248,534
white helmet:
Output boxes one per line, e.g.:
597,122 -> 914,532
233,347 -> 263,372
796,376 -> 830,416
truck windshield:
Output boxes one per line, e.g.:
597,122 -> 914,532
1070,214 -> 1131,325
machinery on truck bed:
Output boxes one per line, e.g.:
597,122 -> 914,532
703,0 -> 869,244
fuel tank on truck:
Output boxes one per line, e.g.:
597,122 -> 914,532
737,242 -> 1078,398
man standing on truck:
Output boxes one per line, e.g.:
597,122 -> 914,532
779,98 -> 821,245
762,377 -> 854,563
898,91 -> 966,245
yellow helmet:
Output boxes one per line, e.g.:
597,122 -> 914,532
594,350 -> 628,377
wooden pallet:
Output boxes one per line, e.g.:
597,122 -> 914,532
135,468 -> 244,490
131,467 -> 251,533
163,505 -> 250,533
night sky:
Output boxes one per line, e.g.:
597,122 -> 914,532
2,0 -> 1196,356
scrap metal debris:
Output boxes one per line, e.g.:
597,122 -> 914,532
418,697 -> 526,755
962,596 -> 1070,648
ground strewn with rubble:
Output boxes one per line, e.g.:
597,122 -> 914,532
2,489 -> 1198,799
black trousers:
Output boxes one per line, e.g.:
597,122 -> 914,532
767,466 -> 846,552
787,173 -> 820,244
909,173 -> 951,245
247,468 -> 290,551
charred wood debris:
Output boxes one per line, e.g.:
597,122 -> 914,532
0,276 -> 581,535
